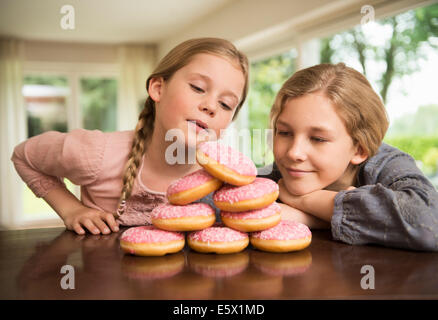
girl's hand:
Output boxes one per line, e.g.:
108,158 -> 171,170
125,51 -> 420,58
278,178 -> 305,209
63,207 -> 120,235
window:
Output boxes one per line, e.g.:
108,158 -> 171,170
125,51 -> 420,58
248,49 -> 298,168
81,78 -> 117,132
319,3 -> 438,187
23,75 -> 69,137
21,73 -> 118,221
247,3 -> 438,188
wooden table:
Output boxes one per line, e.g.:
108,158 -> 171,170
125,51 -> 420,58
1,227 -> 438,300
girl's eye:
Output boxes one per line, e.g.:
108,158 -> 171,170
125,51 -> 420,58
220,102 -> 232,111
190,84 -> 204,93
311,136 -> 327,143
277,131 -> 290,136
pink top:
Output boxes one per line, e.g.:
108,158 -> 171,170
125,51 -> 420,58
251,221 -> 311,241
188,226 -> 248,242
152,203 -> 214,219
214,178 -> 278,203
120,226 -> 184,243
167,169 -> 216,196
198,141 -> 257,176
221,202 -> 281,220
11,129 -> 167,226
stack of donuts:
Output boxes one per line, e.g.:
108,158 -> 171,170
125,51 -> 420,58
120,141 -> 311,256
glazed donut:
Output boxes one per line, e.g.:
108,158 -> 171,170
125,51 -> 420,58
250,220 -> 312,253
151,203 -> 216,231
188,226 -> 249,254
120,226 -> 185,256
213,177 -> 279,212
167,169 -> 223,205
196,141 -> 257,186
221,202 -> 281,232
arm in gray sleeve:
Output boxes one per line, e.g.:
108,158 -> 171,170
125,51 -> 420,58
331,144 -> 438,251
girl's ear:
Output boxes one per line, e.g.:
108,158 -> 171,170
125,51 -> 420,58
148,77 -> 164,102
350,145 -> 368,165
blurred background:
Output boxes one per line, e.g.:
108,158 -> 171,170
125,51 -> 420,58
1,0 -> 437,230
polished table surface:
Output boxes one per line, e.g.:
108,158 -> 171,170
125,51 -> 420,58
1,227 -> 438,300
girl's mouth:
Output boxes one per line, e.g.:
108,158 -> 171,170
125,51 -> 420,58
286,167 -> 313,177
187,119 -> 208,131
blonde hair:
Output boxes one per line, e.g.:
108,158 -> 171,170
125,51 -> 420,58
270,63 -> 389,159
117,38 -> 249,214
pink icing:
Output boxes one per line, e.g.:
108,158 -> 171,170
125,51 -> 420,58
152,203 -> 214,219
167,169 -> 215,196
120,226 -> 184,243
221,202 -> 281,220
198,141 -> 257,176
213,178 -> 278,203
188,226 -> 248,242
251,221 -> 311,241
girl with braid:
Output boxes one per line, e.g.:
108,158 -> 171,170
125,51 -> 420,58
12,38 -> 249,235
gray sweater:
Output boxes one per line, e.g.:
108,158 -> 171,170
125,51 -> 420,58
259,143 -> 438,252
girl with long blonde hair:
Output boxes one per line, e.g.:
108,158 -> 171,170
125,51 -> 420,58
12,38 -> 249,235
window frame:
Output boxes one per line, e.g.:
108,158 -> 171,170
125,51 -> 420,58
17,61 -> 120,228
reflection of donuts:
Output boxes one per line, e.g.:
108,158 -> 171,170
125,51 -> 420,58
250,221 -> 311,253
221,271 -> 283,299
197,141 -> 257,186
250,250 -> 312,276
221,202 -> 281,232
213,178 -> 279,212
151,203 -> 215,231
155,273 -> 216,299
120,226 -> 185,256
188,226 -> 249,254
167,169 -> 223,205
121,252 -> 185,280
188,251 -> 249,277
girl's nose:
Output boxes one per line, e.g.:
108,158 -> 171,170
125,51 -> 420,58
199,99 -> 217,117
287,138 -> 307,162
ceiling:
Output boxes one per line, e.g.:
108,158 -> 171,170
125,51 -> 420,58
0,0 -> 233,44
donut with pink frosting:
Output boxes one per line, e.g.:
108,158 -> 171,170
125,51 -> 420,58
167,169 -> 223,205
120,226 -> 185,256
196,141 -> 257,186
250,220 -> 312,252
188,226 -> 249,254
151,203 -> 216,231
213,178 -> 279,212
221,202 -> 281,232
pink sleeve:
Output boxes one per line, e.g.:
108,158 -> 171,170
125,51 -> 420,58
11,129 -> 107,198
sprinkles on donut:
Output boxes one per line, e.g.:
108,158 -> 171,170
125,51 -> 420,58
196,141 -> 257,186
250,220 -> 312,253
